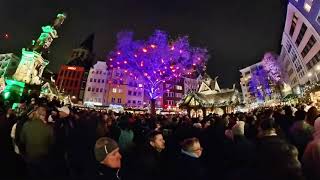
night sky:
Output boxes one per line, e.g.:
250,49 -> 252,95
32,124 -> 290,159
0,0 -> 288,87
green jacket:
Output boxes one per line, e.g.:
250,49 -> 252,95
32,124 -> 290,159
20,118 -> 54,160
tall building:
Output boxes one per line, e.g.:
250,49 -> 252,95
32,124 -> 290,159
240,62 -> 278,104
55,65 -> 85,99
83,61 -> 108,106
56,34 -> 95,102
279,0 -> 320,91
162,79 -> 184,110
105,69 -> 145,108
0,53 -> 19,78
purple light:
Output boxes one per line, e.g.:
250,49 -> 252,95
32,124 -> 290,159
108,30 -> 208,100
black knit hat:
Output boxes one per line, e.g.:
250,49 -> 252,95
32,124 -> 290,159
94,137 -> 119,162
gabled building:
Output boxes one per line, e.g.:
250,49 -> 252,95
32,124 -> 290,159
180,75 -> 239,117
83,61 -> 108,106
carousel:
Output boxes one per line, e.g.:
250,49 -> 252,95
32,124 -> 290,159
180,75 -> 239,117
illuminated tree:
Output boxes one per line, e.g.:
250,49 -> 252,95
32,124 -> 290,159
108,30 -> 208,115
248,65 -> 271,101
261,52 -> 282,83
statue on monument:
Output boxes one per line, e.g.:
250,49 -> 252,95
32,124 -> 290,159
13,13 -> 67,85
30,13 -> 67,54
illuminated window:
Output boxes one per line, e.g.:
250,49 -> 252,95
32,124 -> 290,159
112,88 -> 117,93
175,85 -> 183,90
138,84 -> 143,87
304,0 -> 313,12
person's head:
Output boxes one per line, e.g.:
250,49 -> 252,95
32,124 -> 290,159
148,131 -> 165,152
57,106 -> 70,118
35,106 -> 47,122
306,106 -> 318,126
259,118 -> 277,136
94,137 -> 122,169
294,110 -> 306,121
180,137 -> 203,158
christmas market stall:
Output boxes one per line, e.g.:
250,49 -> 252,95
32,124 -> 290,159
180,75 -> 239,117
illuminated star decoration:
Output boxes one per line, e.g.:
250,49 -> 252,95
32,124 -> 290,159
108,30 -> 208,101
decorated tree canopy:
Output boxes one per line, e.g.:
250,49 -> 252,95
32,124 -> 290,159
261,52 -> 282,83
108,30 -> 208,101
248,65 -> 271,101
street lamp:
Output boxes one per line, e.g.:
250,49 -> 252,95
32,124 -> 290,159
307,72 -> 313,84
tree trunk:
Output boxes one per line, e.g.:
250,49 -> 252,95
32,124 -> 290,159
151,99 -> 156,116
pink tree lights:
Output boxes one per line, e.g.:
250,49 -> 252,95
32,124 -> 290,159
108,30 -> 208,115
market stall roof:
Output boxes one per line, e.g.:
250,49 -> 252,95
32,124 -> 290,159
180,75 -> 239,108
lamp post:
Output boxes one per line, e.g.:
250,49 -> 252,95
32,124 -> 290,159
307,72 -> 313,84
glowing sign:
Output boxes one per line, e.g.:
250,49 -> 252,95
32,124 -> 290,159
67,67 -> 77,70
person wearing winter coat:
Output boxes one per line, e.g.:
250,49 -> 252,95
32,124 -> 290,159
302,119 -> 320,180
174,137 -> 208,180
94,137 -> 122,180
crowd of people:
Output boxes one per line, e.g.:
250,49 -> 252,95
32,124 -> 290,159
1,96 -> 320,180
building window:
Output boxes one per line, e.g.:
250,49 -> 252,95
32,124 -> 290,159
295,23 -> 307,47
304,0 -> 313,12
288,68 -> 294,76
167,92 -> 174,97
133,91 -> 137,96
175,85 -> 183,90
117,98 -> 121,103
308,50 -> 320,68
90,78 -> 93,82
138,84 -> 143,87
118,89 -> 123,93
290,14 -> 298,37
112,88 -> 117,93
88,87 -> 91,91
111,97 -> 115,103
128,91 -> 132,95
175,93 -> 182,98
98,79 -> 100,83
166,84 -> 171,88
102,80 -> 105,83
92,87 -> 95,92
100,88 -> 103,92
301,35 -> 316,58
167,100 -> 174,105
317,10 -> 320,24
92,71 -> 94,74
128,100 -> 131,104
133,100 -> 136,104
94,79 -> 97,82
138,101 -> 141,105
138,92 -> 142,96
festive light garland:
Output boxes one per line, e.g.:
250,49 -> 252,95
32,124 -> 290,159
108,30 -> 208,101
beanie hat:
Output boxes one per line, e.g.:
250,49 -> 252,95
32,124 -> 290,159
94,137 -> 119,162
232,121 -> 245,136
